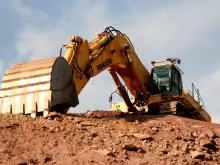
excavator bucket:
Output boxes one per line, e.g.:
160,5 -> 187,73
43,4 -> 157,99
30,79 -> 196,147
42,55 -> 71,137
0,56 -> 79,118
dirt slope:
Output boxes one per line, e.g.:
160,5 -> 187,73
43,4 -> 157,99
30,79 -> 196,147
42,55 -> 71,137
0,112 -> 220,165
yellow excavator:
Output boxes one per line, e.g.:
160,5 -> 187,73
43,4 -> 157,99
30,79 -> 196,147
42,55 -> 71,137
0,26 -> 211,122
110,58 -> 211,122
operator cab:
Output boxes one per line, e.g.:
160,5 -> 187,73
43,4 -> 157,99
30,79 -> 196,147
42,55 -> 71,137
151,58 -> 183,96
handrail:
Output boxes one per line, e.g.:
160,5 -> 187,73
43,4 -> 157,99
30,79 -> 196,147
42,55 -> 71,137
191,83 -> 205,107
197,88 -> 205,107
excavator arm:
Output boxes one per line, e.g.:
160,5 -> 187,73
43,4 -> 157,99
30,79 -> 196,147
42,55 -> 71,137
63,27 -> 157,112
0,27 -> 156,117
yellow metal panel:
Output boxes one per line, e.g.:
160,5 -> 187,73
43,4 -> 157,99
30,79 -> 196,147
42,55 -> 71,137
184,90 -> 211,122
0,82 -> 51,97
5,62 -> 55,75
2,75 -> 51,89
37,91 -> 50,112
7,57 -> 56,70
1,97 -> 11,113
2,68 -> 52,82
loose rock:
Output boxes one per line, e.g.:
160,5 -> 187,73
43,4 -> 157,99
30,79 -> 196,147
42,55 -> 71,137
206,130 -> 216,138
181,143 -> 189,153
200,139 -> 216,149
123,144 -> 139,151
96,149 -> 115,157
45,111 -> 61,120
192,132 -> 198,138
190,151 -> 205,159
151,127 -> 158,132
43,155 -> 52,163
168,150 -> 183,156
198,133 -> 208,139
194,146 -> 203,152
133,133 -> 153,141
17,163 -> 28,165
54,117 -> 62,122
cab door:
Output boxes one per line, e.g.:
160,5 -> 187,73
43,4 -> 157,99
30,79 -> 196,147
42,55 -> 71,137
170,66 -> 183,96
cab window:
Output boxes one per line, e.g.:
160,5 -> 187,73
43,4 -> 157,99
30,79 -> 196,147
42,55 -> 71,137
170,66 -> 182,95
152,65 -> 170,92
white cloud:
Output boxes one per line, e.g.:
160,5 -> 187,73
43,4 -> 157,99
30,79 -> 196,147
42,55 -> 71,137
15,0 -> 112,60
3,0 -> 220,123
7,0 -> 49,19
121,0 -> 220,63
16,25 -> 67,60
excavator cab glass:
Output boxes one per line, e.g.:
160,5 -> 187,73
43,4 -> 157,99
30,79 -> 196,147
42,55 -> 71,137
152,65 -> 170,93
170,65 -> 183,96
151,64 -> 183,96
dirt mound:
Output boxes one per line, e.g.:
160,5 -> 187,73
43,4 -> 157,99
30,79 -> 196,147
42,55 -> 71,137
0,112 -> 219,165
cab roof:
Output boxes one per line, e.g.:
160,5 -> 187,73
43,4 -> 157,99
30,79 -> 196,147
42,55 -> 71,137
151,58 -> 184,75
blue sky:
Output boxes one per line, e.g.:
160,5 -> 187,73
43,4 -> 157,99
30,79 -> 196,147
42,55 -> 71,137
0,0 -> 219,123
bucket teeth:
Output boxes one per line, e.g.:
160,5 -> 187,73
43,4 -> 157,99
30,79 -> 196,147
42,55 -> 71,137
0,92 -> 51,116
31,111 -> 37,118
43,109 -> 49,118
